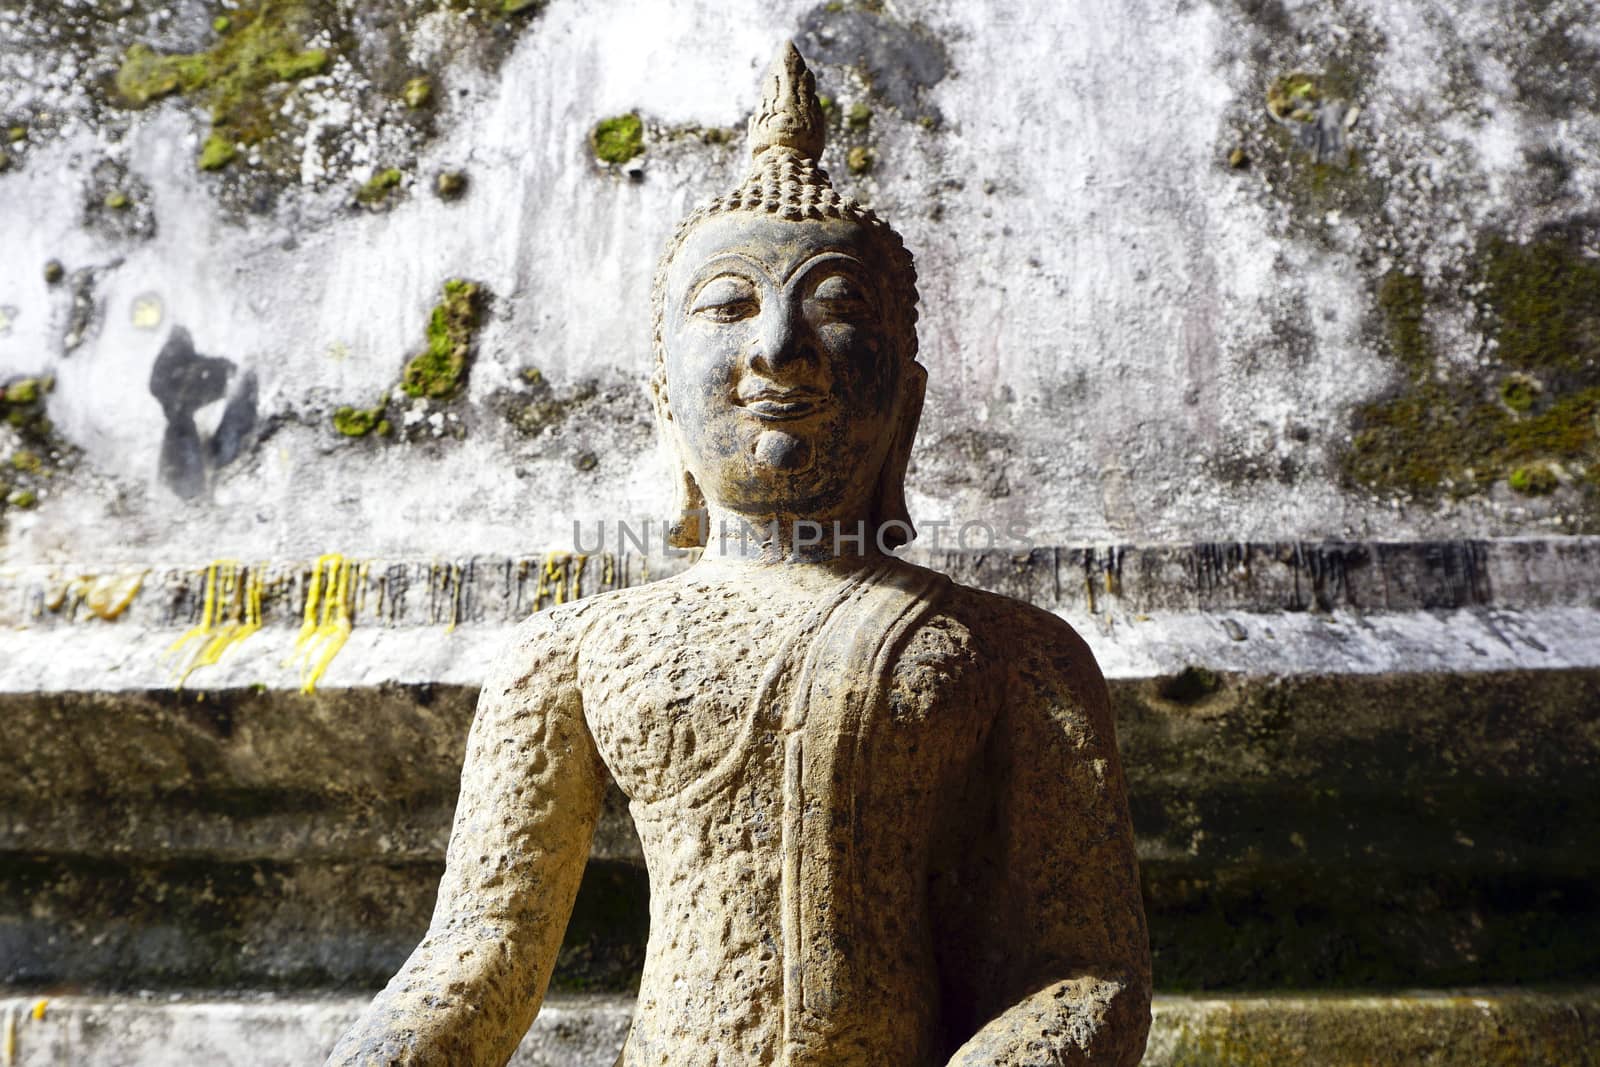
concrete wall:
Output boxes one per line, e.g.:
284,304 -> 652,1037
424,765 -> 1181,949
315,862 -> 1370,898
3,2 -> 1599,1063
3,0 -> 1597,567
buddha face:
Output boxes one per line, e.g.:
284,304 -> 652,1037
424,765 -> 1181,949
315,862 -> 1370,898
661,212 -> 904,522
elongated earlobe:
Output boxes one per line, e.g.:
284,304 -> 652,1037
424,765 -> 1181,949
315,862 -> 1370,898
652,375 -> 708,549
873,362 -> 925,550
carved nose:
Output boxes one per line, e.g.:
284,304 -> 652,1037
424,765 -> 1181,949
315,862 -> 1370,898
749,303 -> 815,376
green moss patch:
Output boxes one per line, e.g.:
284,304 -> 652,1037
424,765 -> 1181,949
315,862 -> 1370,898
1500,374 -> 1540,412
1342,221 -> 1600,518
401,280 -> 483,400
1477,226 -> 1600,376
1376,270 -> 1430,378
1,376 -> 54,442
113,3 -> 331,172
590,113 -> 643,165
401,76 -> 432,109
329,280 -> 486,440
1,376 -> 64,527
332,395 -> 390,438
198,133 -> 237,172
1266,71 -> 1321,123
1509,462 -> 1560,496
435,171 -> 467,200
356,167 -> 403,206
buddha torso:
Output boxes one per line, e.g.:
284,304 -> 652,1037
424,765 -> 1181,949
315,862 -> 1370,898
577,558 -> 997,1067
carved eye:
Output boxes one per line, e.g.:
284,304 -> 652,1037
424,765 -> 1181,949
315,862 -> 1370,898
809,274 -> 871,320
690,276 -> 759,323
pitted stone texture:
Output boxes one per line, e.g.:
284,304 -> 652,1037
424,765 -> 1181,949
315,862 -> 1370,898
332,558 -> 1149,1065
333,44 -> 1148,1067
7,991 -> 1597,1066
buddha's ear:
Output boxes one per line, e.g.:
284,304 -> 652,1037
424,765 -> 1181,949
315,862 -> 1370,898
873,361 -> 926,550
651,372 -> 708,549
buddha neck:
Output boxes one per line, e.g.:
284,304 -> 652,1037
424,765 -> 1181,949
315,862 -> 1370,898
694,503 -> 893,567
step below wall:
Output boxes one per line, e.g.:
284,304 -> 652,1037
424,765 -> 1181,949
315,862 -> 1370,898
3,666 -> 1596,994
1,991 -> 1595,1067
1,539 -> 1597,1058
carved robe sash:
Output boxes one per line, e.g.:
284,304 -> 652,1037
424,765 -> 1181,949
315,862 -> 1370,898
775,560 -> 951,1064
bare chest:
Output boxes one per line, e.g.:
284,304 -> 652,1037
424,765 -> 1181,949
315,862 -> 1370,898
578,577 -> 989,811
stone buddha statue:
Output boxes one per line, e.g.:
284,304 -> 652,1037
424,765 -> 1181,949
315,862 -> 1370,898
330,43 -> 1150,1067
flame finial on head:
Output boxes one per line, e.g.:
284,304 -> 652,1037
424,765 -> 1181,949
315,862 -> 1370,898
747,41 -> 827,162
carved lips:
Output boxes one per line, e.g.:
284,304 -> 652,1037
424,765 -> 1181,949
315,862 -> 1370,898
736,386 -> 830,422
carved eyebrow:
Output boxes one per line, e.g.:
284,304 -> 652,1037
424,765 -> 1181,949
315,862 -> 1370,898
781,251 -> 868,288
689,274 -> 759,306
684,253 -> 772,299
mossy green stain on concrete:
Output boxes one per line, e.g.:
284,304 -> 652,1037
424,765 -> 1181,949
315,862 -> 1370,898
198,133 -> 237,171
1343,221 -> 1600,517
113,3 -> 331,170
1266,71 -> 1321,122
590,113 -> 643,164
1477,226 -> 1600,377
0,375 -> 55,445
1509,462 -> 1559,495
1376,269 -> 1431,377
402,76 -> 432,109
356,167 -> 403,206
1499,374 -> 1539,412
1344,381 -> 1600,503
332,399 -> 387,438
3,379 -> 39,406
401,280 -> 483,400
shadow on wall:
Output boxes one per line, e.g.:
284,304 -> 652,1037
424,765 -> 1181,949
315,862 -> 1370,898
148,326 -> 257,499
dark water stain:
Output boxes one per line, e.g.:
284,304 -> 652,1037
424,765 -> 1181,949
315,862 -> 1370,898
797,5 -> 949,119
148,326 -> 257,499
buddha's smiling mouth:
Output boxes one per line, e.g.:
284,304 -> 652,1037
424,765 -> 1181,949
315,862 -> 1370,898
737,389 -> 830,422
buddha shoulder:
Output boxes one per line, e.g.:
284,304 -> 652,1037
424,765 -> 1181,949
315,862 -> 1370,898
482,593 -> 621,697
935,580 -> 1106,698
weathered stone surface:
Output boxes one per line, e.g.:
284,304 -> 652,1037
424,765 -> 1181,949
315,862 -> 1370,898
1144,990 -> 1600,1067
0,994 -> 636,1067
3,538 -> 1598,699
324,44 -> 1150,1067
2,991 -> 1595,1067
4,1 -> 1600,566
2,668 -> 1595,995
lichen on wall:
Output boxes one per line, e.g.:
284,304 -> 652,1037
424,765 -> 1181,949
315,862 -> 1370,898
3,0 -> 1600,563
1340,220 -> 1600,525
1210,0 -> 1600,532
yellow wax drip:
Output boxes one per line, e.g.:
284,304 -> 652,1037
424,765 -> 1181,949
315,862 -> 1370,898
569,553 -> 588,601
445,562 -> 464,633
286,554 -> 355,693
163,561 -> 264,686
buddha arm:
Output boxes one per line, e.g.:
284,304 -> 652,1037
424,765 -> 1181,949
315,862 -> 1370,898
944,613 -> 1151,1067
326,610 -> 606,1067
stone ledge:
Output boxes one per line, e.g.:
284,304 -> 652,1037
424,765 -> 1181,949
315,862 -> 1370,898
5,603 -> 1600,694
4,538 -> 1598,696
7,538 -> 1598,630
0,989 -> 1594,1066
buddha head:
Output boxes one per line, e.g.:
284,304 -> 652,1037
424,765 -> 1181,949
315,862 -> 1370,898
651,43 -> 925,550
